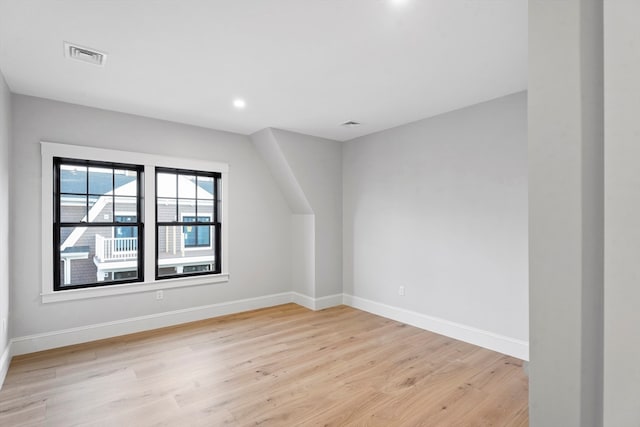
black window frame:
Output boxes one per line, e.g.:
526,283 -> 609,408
155,167 -> 221,280
53,157 -> 144,291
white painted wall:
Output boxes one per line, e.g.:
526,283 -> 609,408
250,129 -> 316,300
604,1 -> 640,425
291,214 -> 315,297
250,129 -> 312,214
528,1 -> 604,425
343,92 -> 528,344
10,95 -> 292,337
0,71 -> 11,381
270,129 -> 343,298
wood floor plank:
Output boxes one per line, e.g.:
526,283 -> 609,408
0,304 -> 528,426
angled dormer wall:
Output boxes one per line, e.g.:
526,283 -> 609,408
251,128 -> 342,304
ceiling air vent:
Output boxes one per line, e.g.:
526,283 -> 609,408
341,121 -> 361,127
64,42 -> 107,66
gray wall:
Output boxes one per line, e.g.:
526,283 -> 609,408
250,128 -> 343,300
528,0 -> 604,425
0,72 -> 11,370
270,129 -> 343,298
342,92 -> 528,343
10,95 -> 292,337
604,1 -> 640,425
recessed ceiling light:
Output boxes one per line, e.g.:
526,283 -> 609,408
233,98 -> 246,109
390,0 -> 409,5
341,121 -> 361,127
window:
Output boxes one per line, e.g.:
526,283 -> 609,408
42,142 -> 229,303
54,158 -> 144,290
155,168 -> 221,279
115,215 -> 138,238
183,216 -> 211,247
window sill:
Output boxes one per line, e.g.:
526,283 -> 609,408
41,273 -> 230,303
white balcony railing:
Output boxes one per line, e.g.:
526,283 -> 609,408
95,235 -> 138,262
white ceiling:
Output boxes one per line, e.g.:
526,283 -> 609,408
0,0 -> 527,141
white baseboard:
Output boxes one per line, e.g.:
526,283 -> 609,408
342,294 -> 529,361
11,292 -> 293,356
0,341 -> 13,390
292,292 -> 343,311
5,291 -> 528,388
291,292 -> 315,309
10,291 -> 345,358
314,293 -> 344,310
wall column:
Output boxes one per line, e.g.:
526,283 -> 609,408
603,1 -> 640,425
528,0 -> 603,426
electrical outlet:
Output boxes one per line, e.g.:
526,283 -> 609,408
156,290 -> 164,300
398,286 -> 405,296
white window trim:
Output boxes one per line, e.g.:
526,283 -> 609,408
41,141 -> 230,304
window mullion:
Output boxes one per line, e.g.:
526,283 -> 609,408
145,164 -> 156,284
111,166 -> 115,224
85,164 -> 89,221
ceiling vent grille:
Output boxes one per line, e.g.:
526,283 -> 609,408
64,42 -> 107,66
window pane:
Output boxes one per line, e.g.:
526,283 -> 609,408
88,195 -> 113,223
157,172 -> 177,198
197,176 -> 214,199
114,196 -> 137,221
60,195 -> 87,222
110,227 -> 139,253
158,225 -> 179,256
114,271 -> 137,280
178,175 -> 197,198
182,223 -> 210,247
114,169 -> 138,196
60,165 -> 87,194
157,225 -> 215,278
178,199 -> 197,220
183,222 -> 197,246
59,225 -> 139,288
115,215 -> 138,238
88,167 -> 113,195
157,198 -> 177,222
115,225 -> 138,238
115,214 -> 137,223
197,200 -> 214,222
183,264 -> 211,273
195,225 -> 211,246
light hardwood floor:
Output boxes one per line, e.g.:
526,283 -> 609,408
0,304 -> 528,426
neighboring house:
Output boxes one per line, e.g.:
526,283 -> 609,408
59,169 -> 215,286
